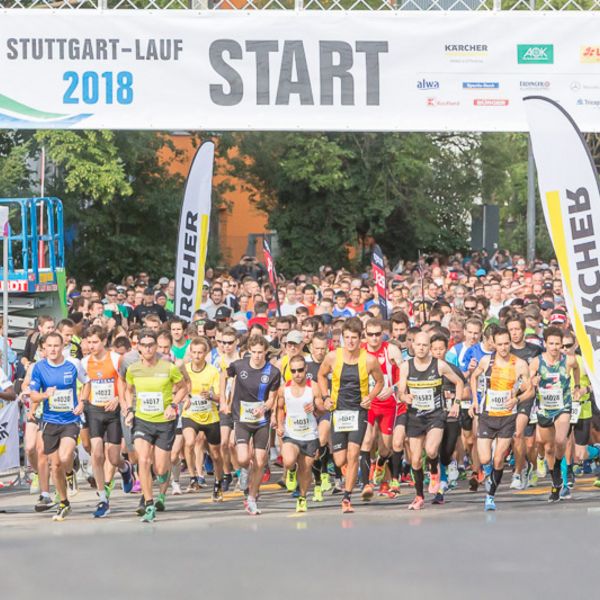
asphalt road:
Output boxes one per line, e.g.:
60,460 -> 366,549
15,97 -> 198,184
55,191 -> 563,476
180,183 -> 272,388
2,473 -> 600,599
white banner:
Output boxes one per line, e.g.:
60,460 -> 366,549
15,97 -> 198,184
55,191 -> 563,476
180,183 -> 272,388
1,11 -> 600,131
524,96 -> 600,407
175,141 -> 214,321
0,401 -> 20,472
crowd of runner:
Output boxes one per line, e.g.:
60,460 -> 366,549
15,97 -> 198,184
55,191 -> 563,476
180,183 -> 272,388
9,249 -> 600,522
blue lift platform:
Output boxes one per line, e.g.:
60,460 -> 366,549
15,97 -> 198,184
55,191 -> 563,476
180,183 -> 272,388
0,198 -> 66,351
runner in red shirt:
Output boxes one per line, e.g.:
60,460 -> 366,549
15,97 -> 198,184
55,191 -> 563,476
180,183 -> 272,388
359,318 -> 402,500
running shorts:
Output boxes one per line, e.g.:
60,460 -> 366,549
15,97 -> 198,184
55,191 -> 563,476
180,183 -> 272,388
282,436 -> 319,457
133,418 -> 177,451
478,413 -> 516,439
574,417 -> 592,446
537,409 -> 571,429
85,406 -> 122,445
331,409 -> 368,452
41,422 -> 80,455
234,422 -> 270,450
459,408 -> 473,432
219,411 -> 234,429
406,409 -> 446,438
182,418 -> 222,446
368,400 -> 395,436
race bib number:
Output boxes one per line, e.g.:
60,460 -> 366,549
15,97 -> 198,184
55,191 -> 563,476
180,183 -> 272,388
333,410 -> 359,433
539,388 -> 564,411
91,380 -> 115,406
486,390 -> 512,413
460,400 -> 471,410
138,391 -> 164,415
189,395 -> 211,413
411,388 -> 435,411
286,414 -> 312,437
49,389 -> 74,412
570,401 -> 582,425
240,401 -> 265,424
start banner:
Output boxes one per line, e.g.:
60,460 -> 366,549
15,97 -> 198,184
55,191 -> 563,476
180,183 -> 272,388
1,11 -> 600,131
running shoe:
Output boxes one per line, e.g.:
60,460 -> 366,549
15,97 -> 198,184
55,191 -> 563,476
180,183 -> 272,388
171,481 -> 182,496
440,480 -> 449,495
244,498 -> 261,516
484,495 -> 496,512
432,492 -> 445,505
408,496 -> 425,511
296,497 -> 308,513
155,493 -> 166,512
594,478 -> 600,489
187,478 -> 201,493
121,461 -> 134,494
389,479 -> 401,496
373,464 -> 386,486
332,478 -> 344,495
509,474 -> 523,490
548,486 -> 561,503
574,463 -> 585,476
428,472 -> 440,495
286,469 -> 297,492
378,481 -> 391,497
34,494 -> 55,513
141,504 -> 156,523
131,479 -> 142,494
361,484 -> 374,501
341,498 -> 354,513
222,473 -> 233,492
66,472 -> 79,497
87,475 -> 97,489
136,496 -> 146,517
567,469 -> 575,490
401,473 -> 414,486
29,473 -> 40,495
560,486 -> 572,500
212,487 -> 224,502
52,502 -> 71,522
292,487 -> 300,498
528,469 -> 538,487
93,501 -> 110,518
537,457 -> 547,479
197,476 -> 207,487
468,474 -> 479,492
320,473 -> 332,492
262,466 -> 271,484
274,455 -> 283,468
312,485 -> 323,502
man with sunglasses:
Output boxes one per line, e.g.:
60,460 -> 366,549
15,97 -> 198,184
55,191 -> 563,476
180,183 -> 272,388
276,355 -> 326,513
359,318 -> 402,500
217,327 -> 241,492
124,330 -> 189,523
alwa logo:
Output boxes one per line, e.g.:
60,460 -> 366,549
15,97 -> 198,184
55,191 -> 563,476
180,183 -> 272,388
417,79 -> 440,90
517,44 -> 554,64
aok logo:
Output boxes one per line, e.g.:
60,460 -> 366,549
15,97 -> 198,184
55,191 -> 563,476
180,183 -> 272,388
517,44 -> 554,64
416,79 -> 440,90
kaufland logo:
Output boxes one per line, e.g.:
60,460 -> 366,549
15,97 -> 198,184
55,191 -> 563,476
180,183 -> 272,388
417,79 -> 440,90
517,44 -> 554,64
463,82 -> 499,89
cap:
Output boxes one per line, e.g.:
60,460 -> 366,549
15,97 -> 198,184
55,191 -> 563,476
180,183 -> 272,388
550,311 -> 567,325
231,320 -> 248,332
144,287 -> 155,296
116,285 -> 126,293
158,277 -> 169,286
286,330 -> 304,345
543,281 -> 553,289
321,314 -> 333,325
475,268 -> 486,277
214,306 -> 232,320
540,301 -> 554,310
523,305 -> 541,319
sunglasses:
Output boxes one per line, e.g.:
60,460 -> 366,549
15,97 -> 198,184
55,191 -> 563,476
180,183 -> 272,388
138,342 -> 156,348
222,340 -> 236,345
290,368 -> 305,374
366,331 -> 382,337
562,343 -> 574,349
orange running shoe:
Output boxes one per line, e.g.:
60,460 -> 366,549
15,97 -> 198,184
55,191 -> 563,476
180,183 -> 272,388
361,484 -> 374,501
342,498 -> 354,513
408,496 -> 425,510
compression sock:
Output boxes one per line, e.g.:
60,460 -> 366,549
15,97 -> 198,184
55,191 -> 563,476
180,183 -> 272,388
440,464 -> 448,484
360,451 -> 371,486
428,456 -> 439,476
376,454 -> 389,469
587,445 -> 600,460
551,461 -> 562,488
334,465 -> 343,479
412,468 -> 424,498
391,451 -> 403,480
312,456 -> 322,486
489,468 -> 504,497
560,456 -> 569,486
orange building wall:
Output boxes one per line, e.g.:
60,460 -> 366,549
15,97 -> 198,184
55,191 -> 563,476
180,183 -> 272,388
159,135 -> 269,267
